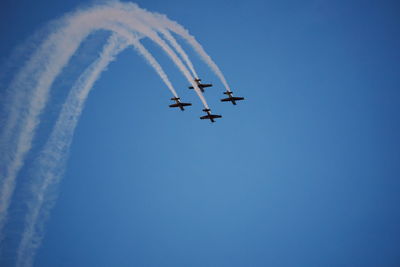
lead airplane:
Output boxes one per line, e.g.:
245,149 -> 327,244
169,97 -> 192,111
188,78 -> 213,92
200,108 -> 222,123
220,91 -> 245,105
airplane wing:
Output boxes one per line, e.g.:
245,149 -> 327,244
202,84 -> 212,88
181,103 -> 192,106
200,114 -> 222,119
221,97 -> 244,102
210,114 -> 222,119
169,103 -> 180,107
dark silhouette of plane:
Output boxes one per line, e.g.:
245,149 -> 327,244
169,97 -> 192,111
188,78 -> 212,92
220,91 -> 245,105
200,108 -> 222,123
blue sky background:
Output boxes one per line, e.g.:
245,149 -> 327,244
1,0 -> 400,266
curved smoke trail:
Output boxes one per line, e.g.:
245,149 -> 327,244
0,2 -> 231,266
0,2 -> 209,239
15,33 -> 128,267
160,29 -> 199,79
112,2 -> 200,79
149,11 -> 233,92
16,28 -> 193,267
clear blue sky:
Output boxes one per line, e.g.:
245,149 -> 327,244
1,0 -> 400,266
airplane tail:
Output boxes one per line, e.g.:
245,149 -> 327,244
202,108 -> 210,112
171,97 -> 180,100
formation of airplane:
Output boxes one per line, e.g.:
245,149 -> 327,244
188,78 -> 212,92
169,97 -> 192,111
170,78 -> 244,123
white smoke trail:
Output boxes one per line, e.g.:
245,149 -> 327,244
159,29 -> 199,79
0,1 -> 231,266
133,38 -> 178,98
15,26 -> 188,265
107,2 -> 199,79
133,30 -> 209,107
156,13 -> 232,92
12,7 -> 209,267
0,2 -> 209,238
115,2 -> 228,93
15,33 -> 128,267
110,25 -> 178,98
107,11 -> 209,107
0,11 -> 95,235
98,2 -> 208,106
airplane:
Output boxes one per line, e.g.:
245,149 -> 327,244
188,78 -> 213,92
220,91 -> 245,105
200,108 -> 222,123
169,97 -> 192,111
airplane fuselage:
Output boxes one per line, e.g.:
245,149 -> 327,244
200,109 -> 222,123
169,97 -> 192,111
188,78 -> 212,92
220,91 -> 244,105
